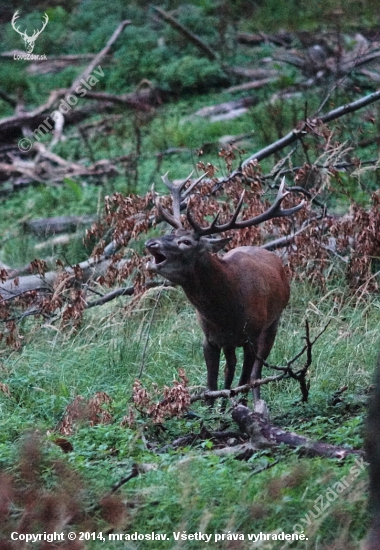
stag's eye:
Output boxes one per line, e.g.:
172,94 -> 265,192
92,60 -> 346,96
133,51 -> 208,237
180,239 -> 192,246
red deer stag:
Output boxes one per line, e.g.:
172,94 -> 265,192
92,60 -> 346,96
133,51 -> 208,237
146,175 -> 304,403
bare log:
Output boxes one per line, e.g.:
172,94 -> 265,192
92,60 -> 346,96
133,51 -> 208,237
194,97 -> 258,118
0,258 -> 114,299
225,78 -> 277,94
78,88 -> 160,110
225,67 -> 279,80
232,404 -> 363,459
237,31 -> 292,47
25,215 -> 97,236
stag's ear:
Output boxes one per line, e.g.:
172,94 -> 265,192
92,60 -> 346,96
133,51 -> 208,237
202,236 -> 232,253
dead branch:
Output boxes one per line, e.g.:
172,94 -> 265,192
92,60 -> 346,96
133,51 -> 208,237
152,6 -> 218,61
261,215 -> 327,251
237,31 -> 292,47
225,78 -> 277,94
77,88 -> 160,110
192,97 -> 258,120
241,89 -> 380,166
87,462 -> 157,516
0,89 -> 65,135
0,89 -> 157,147
263,320 -> 330,402
169,429 -> 246,450
232,404 -> 363,459
0,259 -> 111,299
85,281 -> 170,309
226,67 -> 279,80
67,20 -> 131,95
190,374 -> 286,403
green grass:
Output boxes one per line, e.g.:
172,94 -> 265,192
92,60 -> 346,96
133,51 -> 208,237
0,282 -> 378,546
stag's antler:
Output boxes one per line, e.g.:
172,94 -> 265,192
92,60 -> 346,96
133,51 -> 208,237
11,11 -> 25,38
187,178 -> 305,236
157,172 -> 207,229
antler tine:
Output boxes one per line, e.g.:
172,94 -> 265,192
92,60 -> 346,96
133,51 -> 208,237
187,178 -> 304,236
227,178 -> 303,229
161,172 -> 194,223
158,172 -> 197,229
187,202 -> 221,235
187,191 -> 245,237
182,172 -> 207,199
156,198 -> 182,230
230,178 -> 304,228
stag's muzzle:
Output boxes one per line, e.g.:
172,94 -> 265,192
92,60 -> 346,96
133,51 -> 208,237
145,239 -> 167,272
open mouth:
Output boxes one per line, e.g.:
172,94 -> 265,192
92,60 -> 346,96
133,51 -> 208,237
151,250 -> 166,265
145,240 -> 167,271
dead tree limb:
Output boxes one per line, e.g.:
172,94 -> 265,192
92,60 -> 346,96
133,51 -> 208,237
225,78 -> 277,93
152,6 -> 218,61
78,89 -> 160,110
261,215 -> 327,251
264,320 -> 330,402
232,404 -> 363,459
0,258 -> 116,299
67,20 -> 131,95
190,374 -> 286,404
242,89 -> 380,166
84,281 -> 172,309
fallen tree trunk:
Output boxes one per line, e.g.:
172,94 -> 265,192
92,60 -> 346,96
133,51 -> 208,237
0,258 -> 114,299
25,215 -> 97,236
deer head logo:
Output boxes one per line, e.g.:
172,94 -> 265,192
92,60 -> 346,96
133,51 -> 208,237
11,10 -> 49,54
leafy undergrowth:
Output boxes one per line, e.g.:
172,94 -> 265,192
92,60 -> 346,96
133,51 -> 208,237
0,282 -> 378,548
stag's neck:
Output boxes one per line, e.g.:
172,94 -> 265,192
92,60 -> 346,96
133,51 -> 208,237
181,253 -> 237,322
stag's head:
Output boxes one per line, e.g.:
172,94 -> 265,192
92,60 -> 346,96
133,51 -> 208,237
11,10 -> 49,53
145,174 -> 228,284
146,173 -> 304,285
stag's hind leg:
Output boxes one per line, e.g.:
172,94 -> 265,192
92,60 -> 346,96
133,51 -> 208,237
239,343 -> 256,387
223,347 -> 237,390
251,319 -> 280,400
203,339 -> 221,405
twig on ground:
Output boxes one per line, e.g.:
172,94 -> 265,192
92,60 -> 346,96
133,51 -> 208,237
152,6 -> 218,61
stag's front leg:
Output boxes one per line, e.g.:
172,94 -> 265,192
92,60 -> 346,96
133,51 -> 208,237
203,339 -> 221,405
